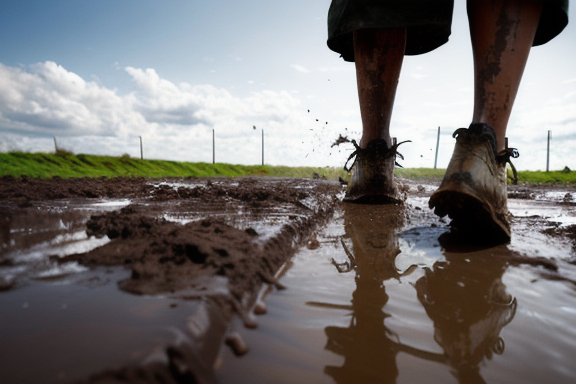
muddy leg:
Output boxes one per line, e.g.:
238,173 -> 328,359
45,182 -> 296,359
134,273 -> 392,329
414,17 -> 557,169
468,0 -> 543,151
353,28 -> 406,148
428,0 -> 544,240
344,28 -> 407,203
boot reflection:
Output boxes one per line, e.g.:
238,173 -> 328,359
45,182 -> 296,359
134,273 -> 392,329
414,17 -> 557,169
415,252 -> 516,384
322,203 -> 517,384
323,203 -> 407,383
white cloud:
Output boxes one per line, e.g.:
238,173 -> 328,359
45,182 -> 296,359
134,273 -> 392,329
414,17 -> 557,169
0,61 -> 342,167
0,62 -> 139,137
291,64 -> 310,74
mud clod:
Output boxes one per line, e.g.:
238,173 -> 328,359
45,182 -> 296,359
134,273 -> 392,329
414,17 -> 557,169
225,332 -> 249,356
330,134 -> 351,148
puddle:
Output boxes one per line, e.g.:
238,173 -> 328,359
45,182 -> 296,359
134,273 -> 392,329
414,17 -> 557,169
215,199 -> 576,384
0,267 -> 202,384
0,201 -> 124,290
510,199 -> 576,227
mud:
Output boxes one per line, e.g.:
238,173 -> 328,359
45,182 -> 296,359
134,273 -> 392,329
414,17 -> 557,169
0,176 -> 341,383
1,175 -> 575,383
330,134 -> 351,148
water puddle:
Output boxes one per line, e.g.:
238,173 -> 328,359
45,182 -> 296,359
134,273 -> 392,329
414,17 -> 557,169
0,200 -> 128,288
216,197 -> 576,384
0,267 -> 202,384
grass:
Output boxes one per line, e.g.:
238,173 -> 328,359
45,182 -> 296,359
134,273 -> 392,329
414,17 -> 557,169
0,151 -> 350,179
1,151 -> 575,184
515,169 -> 576,184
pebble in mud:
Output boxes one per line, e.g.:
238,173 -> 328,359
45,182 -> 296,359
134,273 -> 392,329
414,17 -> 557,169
307,235 -> 320,250
0,276 -> 15,292
253,299 -> 267,315
243,313 -> 258,329
225,332 -> 249,356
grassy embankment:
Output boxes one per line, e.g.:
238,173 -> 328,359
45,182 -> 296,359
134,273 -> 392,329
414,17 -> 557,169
1,151 -> 575,184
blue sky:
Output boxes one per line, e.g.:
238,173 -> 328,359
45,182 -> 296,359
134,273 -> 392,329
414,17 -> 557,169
1,0 -> 575,170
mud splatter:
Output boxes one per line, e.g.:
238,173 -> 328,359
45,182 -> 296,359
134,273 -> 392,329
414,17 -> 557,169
330,134 -> 351,148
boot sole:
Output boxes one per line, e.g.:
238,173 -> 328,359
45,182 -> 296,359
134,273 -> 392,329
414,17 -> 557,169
429,185 -> 510,244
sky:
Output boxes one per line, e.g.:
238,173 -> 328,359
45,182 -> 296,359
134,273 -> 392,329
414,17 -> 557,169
0,0 -> 575,171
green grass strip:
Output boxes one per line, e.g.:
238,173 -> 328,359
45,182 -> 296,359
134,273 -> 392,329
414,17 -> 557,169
1,151 -> 575,183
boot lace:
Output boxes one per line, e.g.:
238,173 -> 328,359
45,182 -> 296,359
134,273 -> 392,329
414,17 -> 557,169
497,147 -> 520,185
453,126 -> 520,185
343,139 -> 411,173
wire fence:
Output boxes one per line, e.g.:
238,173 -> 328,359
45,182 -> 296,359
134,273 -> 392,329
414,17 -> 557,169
4,127 -> 573,171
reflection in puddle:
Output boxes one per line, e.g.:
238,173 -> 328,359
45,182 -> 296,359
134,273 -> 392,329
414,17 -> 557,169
326,205 -> 516,383
216,200 -> 576,384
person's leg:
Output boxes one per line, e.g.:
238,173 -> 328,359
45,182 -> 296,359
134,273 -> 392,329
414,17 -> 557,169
353,28 -> 406,148
344,27 -> 407,203
430,0 -> 544,242
468,0 -> 543,151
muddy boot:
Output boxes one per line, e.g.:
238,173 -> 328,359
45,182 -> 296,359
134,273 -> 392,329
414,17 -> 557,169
343,138 -> 409,204
429,123 -> 519,243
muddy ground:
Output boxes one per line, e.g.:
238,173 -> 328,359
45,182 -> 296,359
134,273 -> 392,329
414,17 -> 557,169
1,176 -> 343,383
1,175 -> 575,383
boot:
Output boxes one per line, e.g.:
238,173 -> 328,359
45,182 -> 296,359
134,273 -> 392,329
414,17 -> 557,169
343,138 -> 409,204
429,123 -> 519,243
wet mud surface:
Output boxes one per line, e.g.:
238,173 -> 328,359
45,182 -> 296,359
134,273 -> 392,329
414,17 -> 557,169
1,176 -> 576,383
0,176 -> 341,383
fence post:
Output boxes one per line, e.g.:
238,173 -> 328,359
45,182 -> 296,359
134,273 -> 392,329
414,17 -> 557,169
54,137 -> 58,152
434,126 -> 440,169
212,129 -> 215,164
261,129 -> 264,166
546,130 -> 551,172
139,136 -> 143,159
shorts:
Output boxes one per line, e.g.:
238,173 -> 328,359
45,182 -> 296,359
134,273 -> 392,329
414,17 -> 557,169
327,0 -> 569,61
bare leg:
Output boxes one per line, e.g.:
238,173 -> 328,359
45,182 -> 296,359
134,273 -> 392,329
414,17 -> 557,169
344,28 -> 406,203
430,0 -> 544,241
353,28 -> 406,148
468,0 -> 543,151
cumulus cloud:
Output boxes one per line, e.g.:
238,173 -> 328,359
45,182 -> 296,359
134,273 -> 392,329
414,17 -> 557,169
124,67 -> 209,126
0,61 -> 335,166
0,62 -> 137,137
